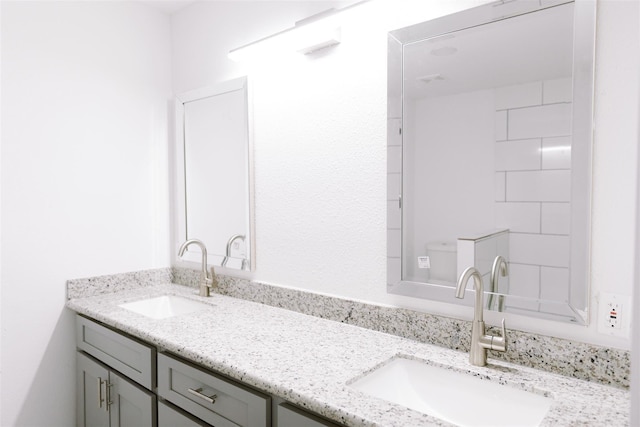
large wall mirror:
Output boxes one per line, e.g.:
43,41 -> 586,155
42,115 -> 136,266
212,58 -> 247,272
175,77 -> 255,271
387,0 -> 595,324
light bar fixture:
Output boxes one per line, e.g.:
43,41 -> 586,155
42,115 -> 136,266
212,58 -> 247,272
228,1 -> 369,62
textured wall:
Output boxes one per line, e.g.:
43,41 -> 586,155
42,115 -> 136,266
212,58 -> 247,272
170,0 -> 638,350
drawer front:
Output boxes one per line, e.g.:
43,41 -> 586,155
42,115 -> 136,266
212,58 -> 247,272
157,353 -> 270,427
277,403 -> 340,427
76,315 -> 155,390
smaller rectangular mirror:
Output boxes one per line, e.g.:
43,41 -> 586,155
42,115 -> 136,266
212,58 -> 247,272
175,77 -> 255,271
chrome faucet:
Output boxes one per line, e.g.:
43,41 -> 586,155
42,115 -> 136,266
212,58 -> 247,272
488,256 -> 508,311
178,239 -> 216,297
455,266 -> 508,366
221,234 -> 245,268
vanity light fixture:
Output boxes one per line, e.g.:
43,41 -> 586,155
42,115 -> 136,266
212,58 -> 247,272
228,0 -> 369,62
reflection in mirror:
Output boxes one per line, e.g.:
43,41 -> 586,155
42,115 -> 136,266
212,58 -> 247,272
175,77 -> 254,271
387,1 -> 595,324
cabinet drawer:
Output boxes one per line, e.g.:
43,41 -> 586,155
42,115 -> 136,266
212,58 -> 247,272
158,353 -> 270,427
277,403 -> 340,427
76,315 -> 155,390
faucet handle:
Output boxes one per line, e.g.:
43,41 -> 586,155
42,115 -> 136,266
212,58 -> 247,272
480,318 -> 508,353
492,319 -> 508,352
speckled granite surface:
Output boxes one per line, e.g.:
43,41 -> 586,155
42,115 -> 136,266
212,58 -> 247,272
71,268 -> 631,389
171,268 -> 631,389
67,282 -> 629,427
67,268 -> 172,299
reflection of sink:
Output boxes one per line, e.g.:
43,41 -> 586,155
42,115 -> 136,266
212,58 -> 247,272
119,295 -> 211,319
349,357 -> 553,427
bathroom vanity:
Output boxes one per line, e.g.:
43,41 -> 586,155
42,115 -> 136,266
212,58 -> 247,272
67,277 -> 630,427
75,310 -> 337,427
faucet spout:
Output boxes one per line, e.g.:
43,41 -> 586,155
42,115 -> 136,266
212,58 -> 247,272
456,267 -> 484,324
455,266 -> 508,366
178,239 -> 215,297
221,234 -> 245,267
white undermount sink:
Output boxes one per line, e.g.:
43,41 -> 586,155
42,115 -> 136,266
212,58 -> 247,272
119,295 -> 211,319
349,356 -> 553,427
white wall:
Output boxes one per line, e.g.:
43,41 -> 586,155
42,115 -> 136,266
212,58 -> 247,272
0,2 -> 172,425
172,0 -> 639,350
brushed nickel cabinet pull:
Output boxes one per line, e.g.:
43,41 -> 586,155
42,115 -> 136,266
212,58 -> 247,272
98,377 -> 113,412
188,387 -> 218,404
97,377 -> 104,409
105,381 -> 113,411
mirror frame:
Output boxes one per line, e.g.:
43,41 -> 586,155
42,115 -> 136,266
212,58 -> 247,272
386,0 -> 596,324
174,76 -> 256,271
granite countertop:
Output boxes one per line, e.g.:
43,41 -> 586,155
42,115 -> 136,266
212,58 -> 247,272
66,283 -> 630,427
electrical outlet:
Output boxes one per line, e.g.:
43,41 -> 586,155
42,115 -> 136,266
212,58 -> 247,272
598,292 -> 631,338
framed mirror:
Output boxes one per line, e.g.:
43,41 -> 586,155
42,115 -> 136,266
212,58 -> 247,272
387,0 -> 596,324
175,77 -> 255,271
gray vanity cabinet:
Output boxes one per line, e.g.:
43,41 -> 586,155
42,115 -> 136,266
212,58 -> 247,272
75,315 -> 342,427
76,316 -> 157,427
77,352 -> 156,427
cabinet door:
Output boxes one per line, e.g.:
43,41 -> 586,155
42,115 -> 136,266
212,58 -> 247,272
108,371 -> 156,427
77,352 -> 110,427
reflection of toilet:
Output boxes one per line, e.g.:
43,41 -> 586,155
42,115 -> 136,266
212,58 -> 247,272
427,242 -> 457,283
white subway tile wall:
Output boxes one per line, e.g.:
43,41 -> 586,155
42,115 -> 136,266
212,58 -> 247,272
495,202 -> 541,233
542,136 -> 572,169
541,203 -> 571,235
387,117 -> 402,285
506,170 -> 571,202
495,138 -> 541,171
496,79 -> 572,316
508,103 -> 572,139
510,233 -> 570,267
386,77 -> 574,320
